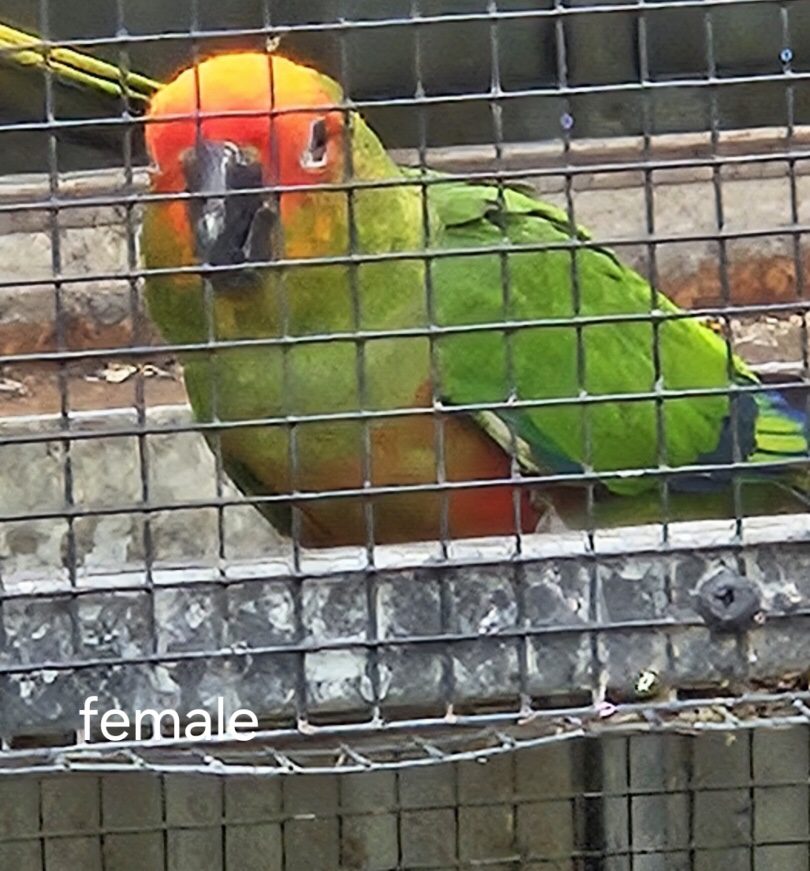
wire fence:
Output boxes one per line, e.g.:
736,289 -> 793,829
3,728 -> 810,869
1,1 -> 810,868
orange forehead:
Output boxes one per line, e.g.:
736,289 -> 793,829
145,52 -> 342,174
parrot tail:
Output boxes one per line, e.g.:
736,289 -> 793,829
0,21 -> 161,103
750,388 -> 810,502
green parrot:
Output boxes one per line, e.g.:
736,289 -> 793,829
137,52 -> 808,545
4,29 -> 803,546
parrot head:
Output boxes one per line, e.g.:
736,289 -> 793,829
142,51 -> 422,346
145,52 -> 357,268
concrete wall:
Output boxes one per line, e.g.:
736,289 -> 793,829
5,0 -> 810,172
601,727 -> 810,871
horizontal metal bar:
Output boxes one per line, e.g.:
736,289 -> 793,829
0,219 -> 808,298
0,508 -> 786,599
4,594 -> 810,675
0,689 -> 808,778
4,143 -> 810,216
0,0 -> 799,57
0,533 -> 750,599
0,618 -> 699,676
4,124 -> 810,208
2,298 -> 806,376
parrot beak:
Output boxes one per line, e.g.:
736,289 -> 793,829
182,139 -> 278,271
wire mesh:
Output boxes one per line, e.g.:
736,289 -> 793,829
3,726 -> 810,868
2,1 -> 810,867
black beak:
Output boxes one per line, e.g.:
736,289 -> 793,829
182,140 -> 277,273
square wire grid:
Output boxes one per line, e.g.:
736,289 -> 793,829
3,730 -> 810,869
0,0 -> 808,795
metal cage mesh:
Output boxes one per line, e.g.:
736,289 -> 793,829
4,729 -> 810,868
2,0 -> 810,868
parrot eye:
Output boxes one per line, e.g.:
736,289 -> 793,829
301,118 -> 328,169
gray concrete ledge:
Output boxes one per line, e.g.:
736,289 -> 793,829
1,405 -> 809,739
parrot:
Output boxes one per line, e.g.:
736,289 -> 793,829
2,25 -> 804,546
136,50 -> 810,547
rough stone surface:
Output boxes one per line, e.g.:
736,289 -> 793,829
1,401 -> 810,736
0,406 -> 285,588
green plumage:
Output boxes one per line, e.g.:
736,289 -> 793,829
143,107 -> 809,535
3,28 -> 803,535
429,178 -> 739,486
424,174 -> 808,513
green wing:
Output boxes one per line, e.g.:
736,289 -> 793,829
427,176 -> 758,496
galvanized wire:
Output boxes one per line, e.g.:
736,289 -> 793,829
0,8 -> 809,867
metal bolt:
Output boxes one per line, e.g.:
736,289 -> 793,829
694,569 -> 762,632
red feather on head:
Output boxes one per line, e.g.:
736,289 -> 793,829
145,53 -> 345,193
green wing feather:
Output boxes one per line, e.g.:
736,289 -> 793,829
425,176 -> 798,497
